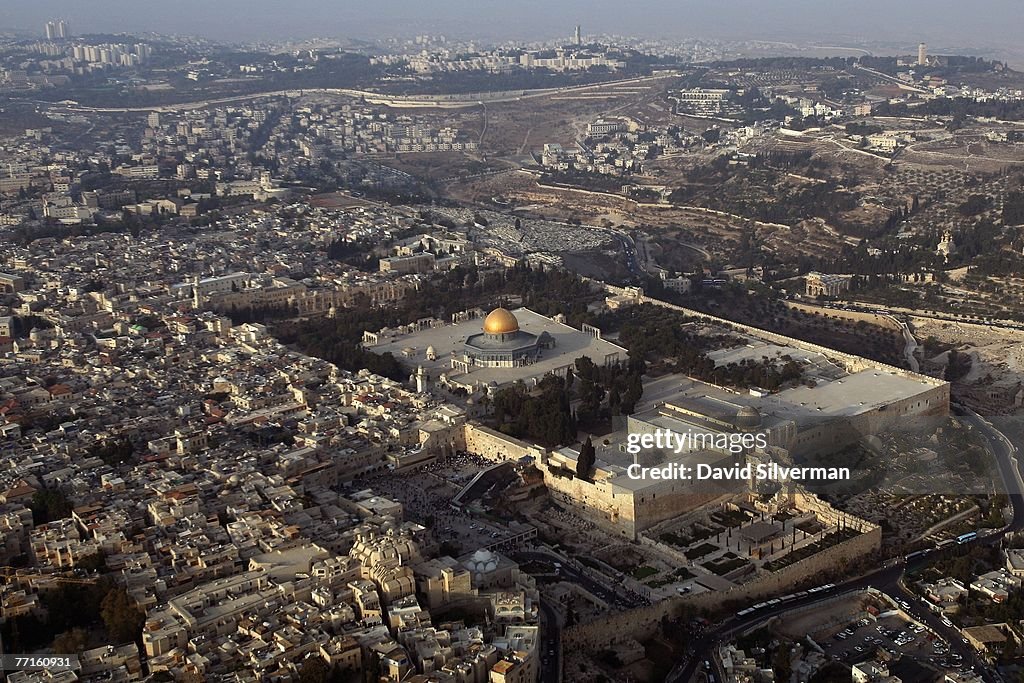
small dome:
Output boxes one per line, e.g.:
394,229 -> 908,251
734,406 -> 762,429
465,549 -> 499,573
483,307 -> 519,335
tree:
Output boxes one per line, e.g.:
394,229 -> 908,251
52,628 -> 89,655
100,588 -> 144,644
945,348 -> 971,382
958,194 -> 990,217
77,551 -> 107,573
608,386 -> 622,413
701,127 -> 721,144
329,666 -> 363,683
772,644 -> 793,682
297,656 -> 329,683
29,488 -> 72,525
490,375 -> 577,447
578,436 -> 596,481
810,662 -> 852,682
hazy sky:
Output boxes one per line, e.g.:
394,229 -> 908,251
2,0 -> 1021,53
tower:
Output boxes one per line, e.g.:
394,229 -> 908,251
937,230 -> 956,262
918,43 -> 927,66
57,20 -> 68,39
415,366 -> 427,393
45,21 -> 56,40
574,25 -> 582,47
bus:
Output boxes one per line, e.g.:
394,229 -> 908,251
956,532 -> 978,544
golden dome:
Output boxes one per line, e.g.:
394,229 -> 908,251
483,307 -> 519,335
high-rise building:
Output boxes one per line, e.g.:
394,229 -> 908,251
918,42 -> 927,66
45,20 -> 68,40
574,25 -> 582,46
147,112 -> 161,129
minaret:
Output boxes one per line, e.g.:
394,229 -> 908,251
415,366 -> 427,393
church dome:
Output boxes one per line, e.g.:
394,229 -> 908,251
483,307 -> 519,335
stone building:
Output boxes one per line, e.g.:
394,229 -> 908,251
804,271 -> 851,297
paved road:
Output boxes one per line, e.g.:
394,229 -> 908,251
538,599 -> 562,683
852,64 -> 930,94
838,300 -> 1024,333
515,549 -> 647,611
609,230 -> 643,279
893,316 -> 920,372
670,412 -> 1023,683
514,548 -> 649,682
20,73 -> 680,114
963,409 -> 1024,530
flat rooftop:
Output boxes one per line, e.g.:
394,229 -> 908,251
706,340 -> 847,382
655,365 -> 940,428
770,367 -> 940,420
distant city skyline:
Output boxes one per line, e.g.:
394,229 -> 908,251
1,0 -> 1022,57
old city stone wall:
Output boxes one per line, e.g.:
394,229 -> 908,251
543,472 -> 638,539
461,423 -> 544,462
562,597 -> 688,650
563,523 -> 880,650
601,283 -> 948,393
785,301 -> 902,331
683,522 -> 881,612
562,490 -> 882,651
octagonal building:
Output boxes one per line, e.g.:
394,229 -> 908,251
463,307 -> 554,368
